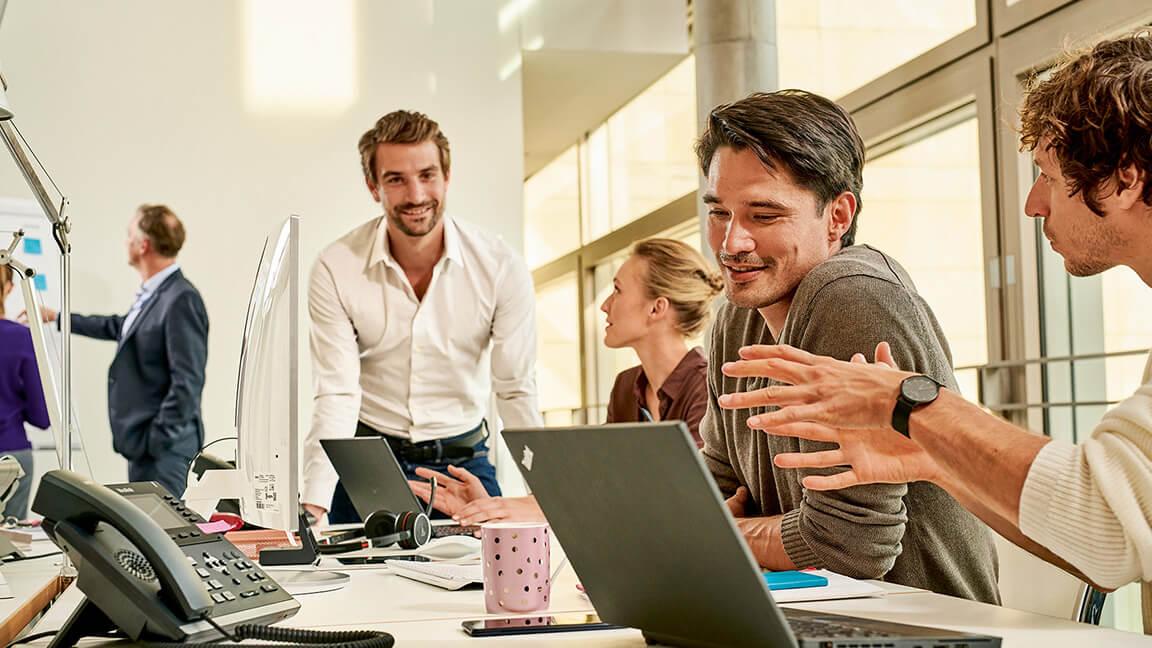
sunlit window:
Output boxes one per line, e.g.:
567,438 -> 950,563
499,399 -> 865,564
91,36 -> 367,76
861,115 -> 987,399
777,0 -> 977,99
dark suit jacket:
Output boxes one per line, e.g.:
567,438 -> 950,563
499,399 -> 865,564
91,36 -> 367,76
69,269 -> 209,462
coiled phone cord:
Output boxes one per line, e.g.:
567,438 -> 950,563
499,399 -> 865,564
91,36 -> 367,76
146,619 -> 395,648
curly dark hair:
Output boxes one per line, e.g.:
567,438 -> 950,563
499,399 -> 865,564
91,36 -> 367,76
695,89 -> 864,247
1019,30 -> 1152,215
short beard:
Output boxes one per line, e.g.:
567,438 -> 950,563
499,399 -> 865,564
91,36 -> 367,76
716,251 -> 781,308
387,200 -> 443,237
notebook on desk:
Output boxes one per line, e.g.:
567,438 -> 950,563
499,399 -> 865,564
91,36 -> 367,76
320,437 -> 479,537
502,422 -> 1002,648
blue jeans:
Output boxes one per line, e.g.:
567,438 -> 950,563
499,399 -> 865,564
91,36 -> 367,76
328,423 -> 501,524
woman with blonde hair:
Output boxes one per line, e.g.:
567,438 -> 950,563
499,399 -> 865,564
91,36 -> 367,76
601,237 -> 722,447
412,238 -> 723,523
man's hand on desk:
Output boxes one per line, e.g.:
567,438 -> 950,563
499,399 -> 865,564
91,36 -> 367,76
411,465 -> 546,527
724,484 -> 796,571
411,465 -> 491,517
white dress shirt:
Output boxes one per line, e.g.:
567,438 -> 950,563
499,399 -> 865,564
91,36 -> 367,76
301,215 -> 542,508
121,263 -> 180,337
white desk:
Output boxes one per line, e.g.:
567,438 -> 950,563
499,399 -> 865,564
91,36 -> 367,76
27,553 -> 1152,647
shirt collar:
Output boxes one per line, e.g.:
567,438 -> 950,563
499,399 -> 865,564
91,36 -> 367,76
367,214 -> 462,271
141,263 -> 180,296
631,347 -> 707,405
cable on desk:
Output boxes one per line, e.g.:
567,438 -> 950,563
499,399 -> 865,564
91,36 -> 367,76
141,622 -> 395,648
5,629 -> 59,647
2,551 -> 61,563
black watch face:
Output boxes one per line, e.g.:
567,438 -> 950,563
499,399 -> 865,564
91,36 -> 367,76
901,375 -> 939,403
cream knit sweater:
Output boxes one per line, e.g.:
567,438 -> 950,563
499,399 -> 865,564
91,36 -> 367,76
1020,350 -> 1152,589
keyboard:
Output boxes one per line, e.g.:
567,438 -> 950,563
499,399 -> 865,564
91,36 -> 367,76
431,524 -> 481,538
784,609 -> 899,640
388,561 -> 482,590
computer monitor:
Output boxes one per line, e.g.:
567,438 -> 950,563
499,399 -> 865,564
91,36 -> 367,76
233,215 -> 299,533
185,215 -> 338,576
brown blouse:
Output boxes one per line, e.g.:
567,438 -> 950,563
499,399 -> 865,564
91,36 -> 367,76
605,347 -> 708,447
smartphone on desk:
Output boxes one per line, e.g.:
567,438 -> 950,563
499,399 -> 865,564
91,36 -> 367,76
336,554 -> 429,565
461,613 -> 622,636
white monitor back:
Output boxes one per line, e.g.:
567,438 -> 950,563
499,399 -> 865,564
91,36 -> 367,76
234,215 -> 299,531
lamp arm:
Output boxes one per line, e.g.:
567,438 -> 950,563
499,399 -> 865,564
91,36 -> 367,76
12,261 -> 64,440
0,120 -> 67,236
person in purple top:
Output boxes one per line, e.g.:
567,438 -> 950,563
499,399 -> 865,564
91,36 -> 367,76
0,264 -> 49,519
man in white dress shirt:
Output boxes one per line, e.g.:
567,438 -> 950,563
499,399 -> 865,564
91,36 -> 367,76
301,110 -> 542,523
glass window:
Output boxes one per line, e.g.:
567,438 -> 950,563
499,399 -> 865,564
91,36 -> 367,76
1102,268 -> 1152,401
860,114 -> 987,400
776,0 -> 977,99
586,56 -> 699,241
534,273 -> 581,425
524,144 -> 580,268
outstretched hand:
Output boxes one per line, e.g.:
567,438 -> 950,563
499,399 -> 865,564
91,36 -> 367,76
721,342 -> 943,489
410,464 -> 489,517
717,341 -> 909,431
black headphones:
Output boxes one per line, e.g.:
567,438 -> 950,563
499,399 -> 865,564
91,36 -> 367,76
318,477 -> 437,553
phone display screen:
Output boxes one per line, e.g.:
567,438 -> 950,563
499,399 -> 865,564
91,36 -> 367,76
461,613 -> 621,636
123,493 -> 187,529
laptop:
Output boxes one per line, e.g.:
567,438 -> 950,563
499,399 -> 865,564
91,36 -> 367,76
320,437 -> 478,537
501,423 -> 1002,648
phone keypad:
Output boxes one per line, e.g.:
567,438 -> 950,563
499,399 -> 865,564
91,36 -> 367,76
189,548 -> 284,608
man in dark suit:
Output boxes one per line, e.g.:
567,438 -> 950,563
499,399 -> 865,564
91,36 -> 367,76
42,204 -> 208,497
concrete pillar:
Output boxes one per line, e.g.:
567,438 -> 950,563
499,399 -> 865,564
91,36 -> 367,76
692,0 -> 778,248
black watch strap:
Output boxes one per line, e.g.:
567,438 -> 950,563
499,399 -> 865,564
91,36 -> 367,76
891,375 -> 941,437
891,401 -> 914,437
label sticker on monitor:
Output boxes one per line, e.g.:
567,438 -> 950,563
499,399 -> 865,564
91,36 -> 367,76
253,474 -> 280,512
520,446 -> 534,471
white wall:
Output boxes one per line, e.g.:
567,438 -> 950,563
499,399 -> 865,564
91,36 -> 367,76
0,0 -> 524,484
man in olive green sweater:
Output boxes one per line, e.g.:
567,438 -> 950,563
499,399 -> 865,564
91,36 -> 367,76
696,90 -> 1000,603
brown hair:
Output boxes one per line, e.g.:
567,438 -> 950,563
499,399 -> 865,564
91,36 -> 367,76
136,204 -> 185,258
1019,30 -> 1152,215
359,110 -> 452,182
695,90 -> 864,247
632,238 -> 723,338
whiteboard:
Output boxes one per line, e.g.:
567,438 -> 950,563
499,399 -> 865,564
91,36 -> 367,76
0,197 -> 85,460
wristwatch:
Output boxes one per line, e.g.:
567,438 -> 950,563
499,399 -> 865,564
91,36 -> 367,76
891,375 -> 941,436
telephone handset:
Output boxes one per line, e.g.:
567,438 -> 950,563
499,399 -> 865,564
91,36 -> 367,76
32,470 -> 300,645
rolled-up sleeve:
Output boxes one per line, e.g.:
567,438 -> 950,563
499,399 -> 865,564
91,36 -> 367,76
489,253 -> 542,429
301,257 -> 363,508
1019,352 -> 1152,589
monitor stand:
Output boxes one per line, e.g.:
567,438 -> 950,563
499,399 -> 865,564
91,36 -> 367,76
258,513 -> 349,595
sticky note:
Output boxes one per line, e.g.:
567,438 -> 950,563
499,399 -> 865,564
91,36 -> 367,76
23,238 -> 42,255
33,275 -> 47,291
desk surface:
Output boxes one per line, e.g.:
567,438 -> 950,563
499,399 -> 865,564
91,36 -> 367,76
26,552 -> 1152,647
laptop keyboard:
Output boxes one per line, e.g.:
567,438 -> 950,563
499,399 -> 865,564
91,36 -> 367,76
431,524 -> 481,538
784,609 -> 890,639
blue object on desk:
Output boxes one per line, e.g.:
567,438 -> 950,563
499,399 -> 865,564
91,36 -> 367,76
762,571 -> 828,590
23,238 -> 42,255
33,275 -> 47,291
